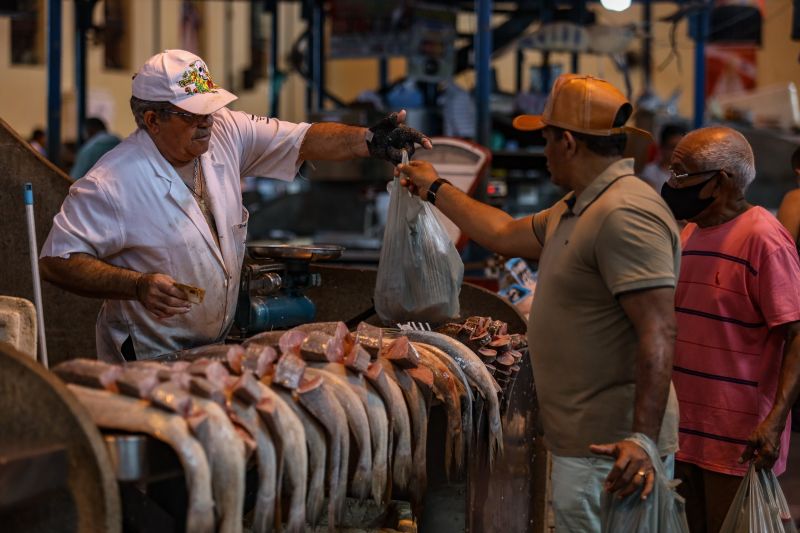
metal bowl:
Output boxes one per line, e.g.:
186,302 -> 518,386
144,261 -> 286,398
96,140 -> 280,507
247,243 -> 344,262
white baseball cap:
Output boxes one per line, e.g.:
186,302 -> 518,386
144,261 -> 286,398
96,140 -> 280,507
132,49 -> 237,115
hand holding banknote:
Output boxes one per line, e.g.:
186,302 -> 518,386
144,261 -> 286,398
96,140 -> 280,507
134,273 -> 202,319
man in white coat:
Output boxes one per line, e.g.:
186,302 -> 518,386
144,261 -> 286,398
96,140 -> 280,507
40,49 -> 430,361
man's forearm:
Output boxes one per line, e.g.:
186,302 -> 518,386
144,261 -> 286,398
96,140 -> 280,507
433,183 -> 542,260
40,253 -> 141,300
766,328 -> 800,426
633,329 -> 675,442
299,123 -> 369,161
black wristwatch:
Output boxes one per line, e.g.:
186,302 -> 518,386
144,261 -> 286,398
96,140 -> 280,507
427,178 -> 452,205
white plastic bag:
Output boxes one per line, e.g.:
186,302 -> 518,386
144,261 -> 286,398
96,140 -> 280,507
719,463 -> 798,533
600,433 -> 691,533
374,155 -> 463,325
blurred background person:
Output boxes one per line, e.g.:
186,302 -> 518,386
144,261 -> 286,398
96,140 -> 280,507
28,128 -> 46,157
776,146 -> 800,434
640,123 -> 688,191
777,146 -> 800,246
70,117 -> 121,180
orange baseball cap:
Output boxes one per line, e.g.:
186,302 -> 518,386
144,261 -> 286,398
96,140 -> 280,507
513,74 -> 651,139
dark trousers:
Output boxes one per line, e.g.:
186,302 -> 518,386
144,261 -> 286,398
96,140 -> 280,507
674,460 -> 742,533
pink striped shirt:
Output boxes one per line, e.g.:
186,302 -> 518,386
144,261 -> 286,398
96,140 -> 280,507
674,206 -> 800,476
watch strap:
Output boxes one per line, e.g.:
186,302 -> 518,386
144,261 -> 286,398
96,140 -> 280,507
427,178 -> 451,205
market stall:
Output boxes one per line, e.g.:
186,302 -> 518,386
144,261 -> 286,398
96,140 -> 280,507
0,268 -> 544,533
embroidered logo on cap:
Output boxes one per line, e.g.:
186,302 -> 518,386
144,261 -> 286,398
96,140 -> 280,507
178,60 -> 218,95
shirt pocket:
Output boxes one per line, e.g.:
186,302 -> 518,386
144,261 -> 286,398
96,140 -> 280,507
232,206 -> 249,265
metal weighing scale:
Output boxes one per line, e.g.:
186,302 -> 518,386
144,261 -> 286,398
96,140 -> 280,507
231,243 -> 344,339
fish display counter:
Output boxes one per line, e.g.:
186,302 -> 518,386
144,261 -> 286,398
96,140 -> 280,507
0,265 -> 545,533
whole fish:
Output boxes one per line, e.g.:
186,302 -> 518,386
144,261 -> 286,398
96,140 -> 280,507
304,367 -> 373,500
68,385 -> 215,533
58,359 -> 245,533
415,343 -> 474,477
295,376 -> 350,528
309,364 -> 389,505
178,391 -> 246,533
224,368 -> 285,522
403,345 -> 463,480
272,387 -> 326,528
403,330 -> 504,467
418,342 -> 484,452
121,373 -> 247,533
378,360 -> 429,509
253,382 -> 307,533
366,362 -> 413,492
226,396 -> 279,533
186,372 -> 279,533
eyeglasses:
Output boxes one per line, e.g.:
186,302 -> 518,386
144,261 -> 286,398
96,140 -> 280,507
162,109 -> 213,126
666,168 -> 722,187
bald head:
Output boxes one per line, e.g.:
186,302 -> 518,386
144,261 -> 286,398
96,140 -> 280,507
672,126 -> 756,192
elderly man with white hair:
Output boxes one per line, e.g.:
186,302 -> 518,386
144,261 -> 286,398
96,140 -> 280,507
660,126 -> 800,532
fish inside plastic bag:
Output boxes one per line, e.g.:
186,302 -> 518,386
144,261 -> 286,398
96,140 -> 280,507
374,151 -> 464,325
600,433 -> 690,533
719,463 -> 798,533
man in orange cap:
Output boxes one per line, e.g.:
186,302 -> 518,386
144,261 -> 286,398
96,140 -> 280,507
399,74 -> 680,531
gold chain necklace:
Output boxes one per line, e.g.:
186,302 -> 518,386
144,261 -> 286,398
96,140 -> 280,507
187,157 -> 207,212
192,157 -> 201,196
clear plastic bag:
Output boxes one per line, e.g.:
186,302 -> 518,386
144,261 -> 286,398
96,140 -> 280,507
719,463 -> 798,533
374,154 -> 463,325
600,433 -> 691,533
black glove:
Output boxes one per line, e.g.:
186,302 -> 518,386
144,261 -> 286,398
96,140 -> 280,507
366,112 -> 429,165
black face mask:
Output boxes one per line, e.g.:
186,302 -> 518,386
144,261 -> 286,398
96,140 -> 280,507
660,176 -> 716,220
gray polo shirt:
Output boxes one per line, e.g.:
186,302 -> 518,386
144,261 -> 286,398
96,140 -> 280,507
528,158 -> 680,457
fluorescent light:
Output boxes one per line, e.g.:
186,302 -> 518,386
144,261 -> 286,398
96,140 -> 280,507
600,0 -> 632,12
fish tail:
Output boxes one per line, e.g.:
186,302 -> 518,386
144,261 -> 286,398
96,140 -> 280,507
327,500 -> 336,533
393,453 -> 412,491
286,510 -> 305,533
307,492 -> 324,526
352,468 -> 372,500
253,493 -> 275,533
372,464 -> 388,505
489,418 -> 504,470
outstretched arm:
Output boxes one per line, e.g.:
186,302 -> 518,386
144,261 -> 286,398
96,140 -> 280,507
398,159 -> 544,260
299,109 -> 432,163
